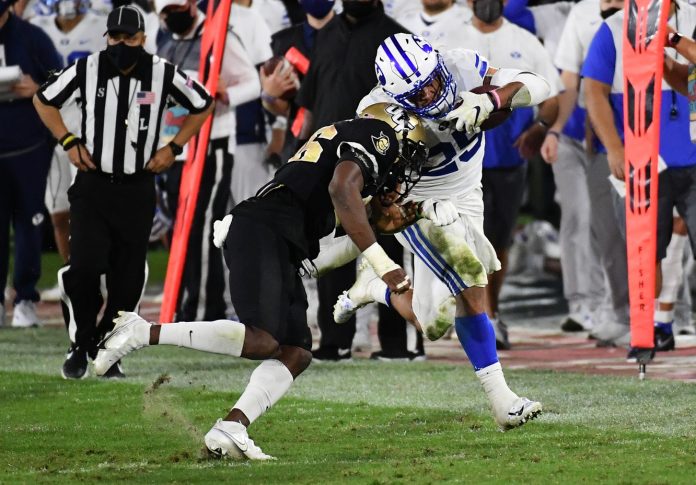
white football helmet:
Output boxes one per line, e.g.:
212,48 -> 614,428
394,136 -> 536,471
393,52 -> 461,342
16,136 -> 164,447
375,34 -> 458,120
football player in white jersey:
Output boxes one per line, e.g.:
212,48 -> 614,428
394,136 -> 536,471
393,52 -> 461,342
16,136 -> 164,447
31,0 -> 105,301
317,33 -> 552,430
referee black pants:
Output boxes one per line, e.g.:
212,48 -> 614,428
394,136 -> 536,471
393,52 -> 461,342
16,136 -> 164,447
59,171 -> 155,355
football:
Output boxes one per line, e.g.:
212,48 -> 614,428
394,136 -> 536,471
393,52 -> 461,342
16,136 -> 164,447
469,84 -> 512,131
261,56 -> 300,101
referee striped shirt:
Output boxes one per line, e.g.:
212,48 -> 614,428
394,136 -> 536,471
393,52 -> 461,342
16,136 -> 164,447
37,51 -> 212,175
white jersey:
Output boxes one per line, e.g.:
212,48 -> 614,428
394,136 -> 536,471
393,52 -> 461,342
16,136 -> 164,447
553,0 -> 601,74
31,12 -> 106,64
31,12 -> 106,133
358,48 -> 492,203
229,2 -> 273,65
250,0 -> 289,34
396,4 -> 472,50
528,1 -> 573,59
454,20 -> 563,97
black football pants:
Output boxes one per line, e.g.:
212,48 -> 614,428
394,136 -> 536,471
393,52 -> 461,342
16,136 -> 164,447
59,170 -> 155,355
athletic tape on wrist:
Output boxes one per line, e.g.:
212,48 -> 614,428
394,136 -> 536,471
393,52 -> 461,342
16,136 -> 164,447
362,242 -> 399,277
488,90 -> 501,110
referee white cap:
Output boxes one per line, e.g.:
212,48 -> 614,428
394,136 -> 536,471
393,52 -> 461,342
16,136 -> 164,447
104,6 -> 145,36
154,0 -> 188,14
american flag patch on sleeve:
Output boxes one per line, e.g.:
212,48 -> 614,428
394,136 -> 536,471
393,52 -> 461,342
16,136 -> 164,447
137,91 -> 156,105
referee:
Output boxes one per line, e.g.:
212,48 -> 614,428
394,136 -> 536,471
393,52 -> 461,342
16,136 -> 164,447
33,5 -> 214,379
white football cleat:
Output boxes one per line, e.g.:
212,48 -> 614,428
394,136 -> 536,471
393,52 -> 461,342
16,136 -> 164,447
333,259 -> 378,324
204,419 -> 275,461
11,300 -> 40,328
93,311 -> 150,376
496,397 -> 542,431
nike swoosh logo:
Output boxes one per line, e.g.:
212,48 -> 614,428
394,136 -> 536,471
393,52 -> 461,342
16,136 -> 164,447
226,431 -> 249,452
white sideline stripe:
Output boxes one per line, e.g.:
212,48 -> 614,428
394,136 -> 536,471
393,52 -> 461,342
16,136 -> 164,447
57,265 -> 76,342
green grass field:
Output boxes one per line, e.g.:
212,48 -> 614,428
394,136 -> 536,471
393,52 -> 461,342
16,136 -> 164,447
1,328 -> 696,484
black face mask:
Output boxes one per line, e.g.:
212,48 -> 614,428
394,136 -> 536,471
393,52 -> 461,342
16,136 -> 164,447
342,0 -> 377,19
106,42 -> 143,71
600,7 -> 621,19
473,0 -> 504,24
164,9 -> 195,34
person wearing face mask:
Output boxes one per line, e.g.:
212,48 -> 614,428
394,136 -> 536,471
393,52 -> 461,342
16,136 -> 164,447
109,0 -> 159,53
583,0 -> 696,359
0,0 -> 63,328
442,0 -> 560,349
538,0 -> 626,342
33,5 -> 215,378
30,1 -> 106,305
155,0 -> 260,323
295,1 -> 419,362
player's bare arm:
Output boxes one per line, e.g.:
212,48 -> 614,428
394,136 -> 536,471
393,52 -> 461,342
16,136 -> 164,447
446,66 -> 552,133
329,160 -> 411,293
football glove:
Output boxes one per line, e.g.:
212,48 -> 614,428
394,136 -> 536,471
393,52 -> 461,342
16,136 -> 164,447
444,91 -> 496,133
419,199 -> 459,226
213,214 -> 233,249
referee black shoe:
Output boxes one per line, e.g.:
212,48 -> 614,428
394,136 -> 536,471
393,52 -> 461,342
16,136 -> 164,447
101,360 -> 126,379
61,345 -> 88,380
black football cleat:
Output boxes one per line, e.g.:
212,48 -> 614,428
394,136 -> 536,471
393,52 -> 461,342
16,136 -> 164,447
61,344 -> 88,380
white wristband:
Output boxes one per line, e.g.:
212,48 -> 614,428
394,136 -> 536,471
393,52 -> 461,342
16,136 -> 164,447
362,242 -> 400,277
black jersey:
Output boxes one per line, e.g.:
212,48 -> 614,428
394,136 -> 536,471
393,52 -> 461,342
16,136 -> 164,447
232,117 -> 400,260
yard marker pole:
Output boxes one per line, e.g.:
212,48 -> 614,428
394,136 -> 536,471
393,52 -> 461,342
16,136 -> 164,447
160,0 -> 232,323
622,0 -> 670,376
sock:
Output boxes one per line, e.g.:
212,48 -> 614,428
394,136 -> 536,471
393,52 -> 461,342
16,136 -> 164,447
232,359 -> 294,424
659,233 -> 687,302
654,309 -> 674,324
364,278 -> 388,305
475,362 -> 518,421
158,320 -> 245,357
454,313 -> 499,371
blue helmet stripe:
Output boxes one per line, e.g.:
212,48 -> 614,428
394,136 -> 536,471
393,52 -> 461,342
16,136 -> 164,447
381,41 -> 411,84
390,35 -> 420,77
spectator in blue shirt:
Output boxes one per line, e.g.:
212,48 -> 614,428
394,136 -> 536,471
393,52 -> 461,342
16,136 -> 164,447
0,0 -> 62,327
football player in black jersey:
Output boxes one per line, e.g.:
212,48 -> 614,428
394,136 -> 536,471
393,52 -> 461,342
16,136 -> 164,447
94,103 -> 428,460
